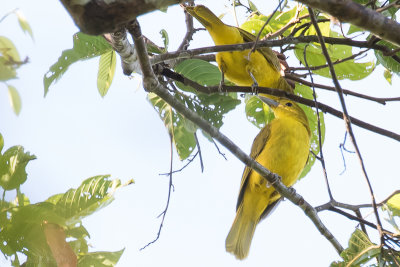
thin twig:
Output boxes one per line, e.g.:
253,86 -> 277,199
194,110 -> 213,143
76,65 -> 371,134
285,74 -> 400,105
303,43 -> 333,200
150,35 -> 400,67
140,130 -> 175,250
194,132 -> 204,172
250,0 -> 284,54
212,139 -> 227,160
308,7 -> 384,245
178,2 -> 195,51
265,14 -> 309,40
159,151 -> 199,176
131,18 -> 344,254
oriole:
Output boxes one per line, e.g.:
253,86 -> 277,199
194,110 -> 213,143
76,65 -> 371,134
225,96 -> 311,259
185,5 -> 293,94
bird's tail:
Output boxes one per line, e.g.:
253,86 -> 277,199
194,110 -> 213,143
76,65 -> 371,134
225,205 -> 258,260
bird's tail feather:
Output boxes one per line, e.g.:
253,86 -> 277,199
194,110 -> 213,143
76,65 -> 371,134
225,205 -> 258,260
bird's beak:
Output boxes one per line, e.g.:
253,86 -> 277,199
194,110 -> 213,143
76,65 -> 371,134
258,95 -> 278,107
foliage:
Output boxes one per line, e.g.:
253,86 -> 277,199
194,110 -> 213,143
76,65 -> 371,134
0,133 -> 130,266
0,9 -> 33,115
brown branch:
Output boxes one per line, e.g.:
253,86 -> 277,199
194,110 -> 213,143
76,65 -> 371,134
308,6 -> 384,246
157,67 -> 400,142
150,35 -> 400,66
285,74 -> 400,105
297,0 -> 400,46
131,19 -> 344,254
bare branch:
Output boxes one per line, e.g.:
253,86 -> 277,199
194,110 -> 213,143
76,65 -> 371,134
308,6 -> 384,245
150,35 -> 400,67
297,0 -> 400,46
131,18 -> 344,254
157,67 -> 400,142
285,74 -> 400,105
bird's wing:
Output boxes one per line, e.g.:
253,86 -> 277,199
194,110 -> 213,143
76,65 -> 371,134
237,27 -> 282,73
236,124 -> 271,210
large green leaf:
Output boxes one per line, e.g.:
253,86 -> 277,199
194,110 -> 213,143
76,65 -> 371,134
0,57 -> 17,81
0,146 -> 36,190
44,32 -> 112,96
244,94 -> 274,128
294,42 -> 375,81
174,59 -> 223,92
97,50 -> 116,97
77,249 -> 125,267
375,40 -> 400,75
0,202 -> 65,259
49,175 -> 126,225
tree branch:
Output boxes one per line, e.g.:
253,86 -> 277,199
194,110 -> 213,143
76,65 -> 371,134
157,67 -> 400,142
130,19 -> 344,254
308,6 -> 384,246
150,35 -> 400,67
297,0 -> 400,47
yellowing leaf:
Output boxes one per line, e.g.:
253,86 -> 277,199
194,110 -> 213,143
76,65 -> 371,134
387,193 -> 400,216
15,10 -> 34,40
8,85 -> 22,115
97,50 -> 116,97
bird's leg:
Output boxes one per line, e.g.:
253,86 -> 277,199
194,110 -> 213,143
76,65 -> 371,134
248,71 -> 259,94
218,60 -> 227,93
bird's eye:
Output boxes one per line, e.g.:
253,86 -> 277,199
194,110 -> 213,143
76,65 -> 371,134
285,102 -> 293,107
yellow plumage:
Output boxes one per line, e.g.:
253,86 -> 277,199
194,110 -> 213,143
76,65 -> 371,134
225,97 -> 311,259
184,5 -> 293,93
185,5 -> 310,260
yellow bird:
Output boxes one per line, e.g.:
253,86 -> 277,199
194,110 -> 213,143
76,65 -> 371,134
184,5 -> 293,93
225,96 -> 311,259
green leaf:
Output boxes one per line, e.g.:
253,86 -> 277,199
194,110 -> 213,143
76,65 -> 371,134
7,85 -> 22,115
15,10 -> 34,40
174,59 -> 240,128
240,6 -> 299,37
0,36 -> 21,62
295,84 -> 325,179
337,229 -> 380,266
375,40 -> 400,75
77,249 -> 125,267
0,146 -> 36,190
384,68 -> 393,85
97,50 -> 116,97
386,193 -> 400,216
247,0 -> 260,13
44,32 -> 112,96
174,59 -> 224,92
0,202 -> 66,259
244,94 -> 274,128
294,42 -> 375,80
160,29 -> 169,52
148,93 -> 196,160
49,175 -> 125,225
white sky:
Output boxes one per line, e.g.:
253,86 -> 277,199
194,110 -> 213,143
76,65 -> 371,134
1,1 -> 400,266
